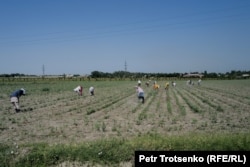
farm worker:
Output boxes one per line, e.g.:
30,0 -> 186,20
138,80 -> 141,85
153,83 -> 160,90
135,86 -> 144,103
73,86 -> 83,96
89,86 -> 94,96
165,82 -> 169,90
186,80 -> 191,85
198,79 -> 201,86
172,81 -> 176,87
10,88 -> 26,113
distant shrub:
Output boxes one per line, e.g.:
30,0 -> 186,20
42,88 -> 50,92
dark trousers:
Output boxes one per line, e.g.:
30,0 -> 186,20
138,96 -> 144,103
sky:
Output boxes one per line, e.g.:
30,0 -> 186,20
0,0 -> 250,75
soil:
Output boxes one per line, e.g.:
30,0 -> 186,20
1,80 -> 249,146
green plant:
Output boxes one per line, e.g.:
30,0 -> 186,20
101,122 -> 106,132
87,108 -> 96,115
42,88 -> 50,92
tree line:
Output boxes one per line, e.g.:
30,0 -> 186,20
90,70 -> 250,79
0,70 -> 249,79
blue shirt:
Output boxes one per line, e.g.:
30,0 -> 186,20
10,90 -> 25,98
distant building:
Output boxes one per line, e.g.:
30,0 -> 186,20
183,73 -> 204,78
242,74 -> 250,79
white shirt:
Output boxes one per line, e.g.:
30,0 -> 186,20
74,86 -> 81,92
89,87 -> 94,92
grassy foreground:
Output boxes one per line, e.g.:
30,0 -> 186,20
1,132 -> 250,167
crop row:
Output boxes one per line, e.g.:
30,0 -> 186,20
0,80 -> 249,145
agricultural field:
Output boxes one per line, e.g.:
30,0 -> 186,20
0,79 -> 250,166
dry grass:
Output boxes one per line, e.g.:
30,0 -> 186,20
0,79 -> 250,146
0,79 -> 250,166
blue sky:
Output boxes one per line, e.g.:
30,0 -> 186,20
1,0 -> 250,75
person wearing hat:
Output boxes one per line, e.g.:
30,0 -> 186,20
10,88 -> 26,113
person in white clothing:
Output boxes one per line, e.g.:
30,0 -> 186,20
73,86 -> 83,96
198,79 -> 202,86
138,80 -> 141,86
89,86 -> 94,96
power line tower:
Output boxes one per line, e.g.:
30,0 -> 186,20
124,60 -> 127,72
42,64 -> 45,76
